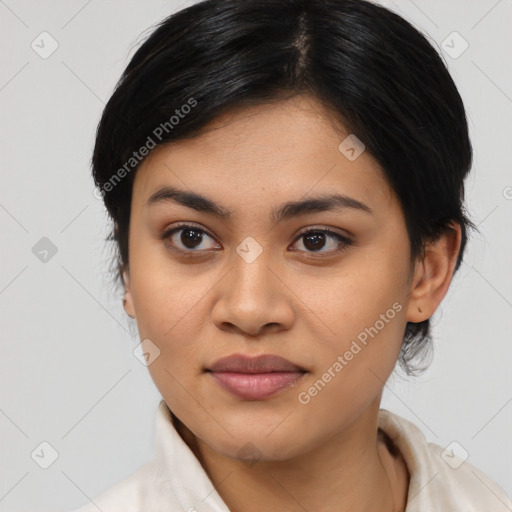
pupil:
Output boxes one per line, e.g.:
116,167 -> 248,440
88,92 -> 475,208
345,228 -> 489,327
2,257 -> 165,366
178,229 -> 328,251
304,232 -> 325,251
181,228 -> 203,248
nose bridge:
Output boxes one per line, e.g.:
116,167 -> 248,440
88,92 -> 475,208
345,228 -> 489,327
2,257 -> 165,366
211,235 -> 294,335
230,235 -> 274,300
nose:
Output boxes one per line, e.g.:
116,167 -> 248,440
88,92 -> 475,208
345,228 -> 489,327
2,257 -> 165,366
210,248 -> 295,337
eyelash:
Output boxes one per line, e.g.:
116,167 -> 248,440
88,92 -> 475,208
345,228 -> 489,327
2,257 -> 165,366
160,222 -> 353,258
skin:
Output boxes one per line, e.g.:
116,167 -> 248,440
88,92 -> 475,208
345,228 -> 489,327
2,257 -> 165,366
122,94 -> 461,512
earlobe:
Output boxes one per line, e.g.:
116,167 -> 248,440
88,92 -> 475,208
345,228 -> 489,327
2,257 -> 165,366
122,268 -> 136,319
406,222 -> 462,323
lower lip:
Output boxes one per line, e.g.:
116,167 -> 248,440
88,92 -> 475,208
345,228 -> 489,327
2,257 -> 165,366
209,371 -> 305,400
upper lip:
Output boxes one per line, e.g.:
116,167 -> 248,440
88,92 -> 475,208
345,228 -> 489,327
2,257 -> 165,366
207,354 -> 306,373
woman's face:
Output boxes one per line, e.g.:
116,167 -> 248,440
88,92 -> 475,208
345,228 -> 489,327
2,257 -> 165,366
123,94 -> 421,461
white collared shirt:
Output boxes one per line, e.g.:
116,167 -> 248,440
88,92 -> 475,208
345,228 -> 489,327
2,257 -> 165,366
71,399 -> 512,512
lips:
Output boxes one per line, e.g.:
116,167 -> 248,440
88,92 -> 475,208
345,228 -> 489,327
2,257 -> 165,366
208,354 -> 305,373
206,354 -> 307,400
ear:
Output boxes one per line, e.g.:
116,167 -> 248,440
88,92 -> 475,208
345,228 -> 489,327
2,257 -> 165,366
406,222 -> 462,323
122,267 -> 136,319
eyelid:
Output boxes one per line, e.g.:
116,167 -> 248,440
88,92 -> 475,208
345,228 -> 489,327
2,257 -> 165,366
289,226 -> 353,256
161,222 -> 353,256
160,221 -> 219,248
162,222 -> 351,240
294,224 -> 352,240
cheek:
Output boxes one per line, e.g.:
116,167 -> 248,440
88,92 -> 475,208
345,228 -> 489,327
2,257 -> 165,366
128,226 -> 206,335
131,274 -> 210,366
291,253 -> 408,402
293,251 -> 407,345
292,276 -> 407,434
130,266 -> 209,409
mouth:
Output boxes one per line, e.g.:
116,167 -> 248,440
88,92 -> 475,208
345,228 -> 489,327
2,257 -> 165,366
205,354 -> 307,400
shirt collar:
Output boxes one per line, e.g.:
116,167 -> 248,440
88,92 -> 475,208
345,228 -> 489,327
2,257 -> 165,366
154,399 -> 430,511
154,399 -> 231,512
377,408 -> 437,511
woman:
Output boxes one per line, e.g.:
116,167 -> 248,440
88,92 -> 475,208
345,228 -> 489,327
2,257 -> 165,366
73,0 -> 512,510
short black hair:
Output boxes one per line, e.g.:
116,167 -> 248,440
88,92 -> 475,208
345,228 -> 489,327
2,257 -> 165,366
92,0 -> 477,376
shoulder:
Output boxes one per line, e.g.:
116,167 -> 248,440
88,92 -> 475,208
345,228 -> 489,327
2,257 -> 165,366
67,399 -> 229,512
378,409 -> 512,512
68,459 -> 179,512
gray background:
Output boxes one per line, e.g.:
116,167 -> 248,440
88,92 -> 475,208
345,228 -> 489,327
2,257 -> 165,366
0,0 -> 511,510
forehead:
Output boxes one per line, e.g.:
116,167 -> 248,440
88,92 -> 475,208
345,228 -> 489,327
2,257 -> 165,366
132,95 -> 397,218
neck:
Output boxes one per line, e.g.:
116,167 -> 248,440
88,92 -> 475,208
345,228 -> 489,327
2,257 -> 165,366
173,400 -> 409,512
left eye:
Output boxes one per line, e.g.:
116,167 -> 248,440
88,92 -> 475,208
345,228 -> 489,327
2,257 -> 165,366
161,224 -> 352,256
290,228 -> 352,255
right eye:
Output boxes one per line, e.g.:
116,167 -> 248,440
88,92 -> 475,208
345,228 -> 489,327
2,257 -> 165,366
161,222 -> 221,253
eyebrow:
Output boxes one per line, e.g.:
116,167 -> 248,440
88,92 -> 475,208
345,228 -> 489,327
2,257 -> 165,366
146,185 -> 373,223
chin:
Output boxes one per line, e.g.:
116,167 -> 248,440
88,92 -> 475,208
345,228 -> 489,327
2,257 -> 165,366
211,434 -> 308,464
191,415 -> 317,464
